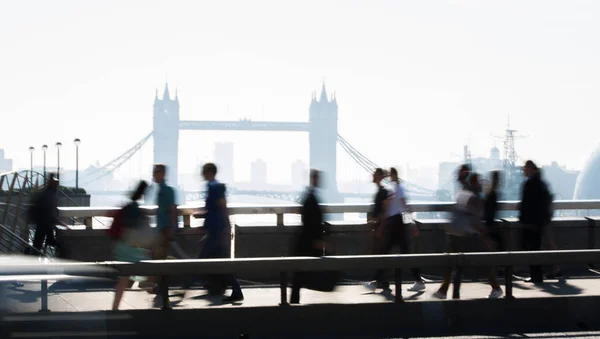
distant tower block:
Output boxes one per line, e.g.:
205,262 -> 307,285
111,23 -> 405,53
214,142 -> 234,183
251,159 -> 267,185
153,83 -> 180,187
309,83 -> 340,204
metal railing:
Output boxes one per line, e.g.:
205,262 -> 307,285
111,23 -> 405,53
2,249 -> 600,312
58,200 -> 600,228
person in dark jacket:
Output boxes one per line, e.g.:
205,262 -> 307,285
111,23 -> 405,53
364,168 -> 390,290
28,173 -> 68,257
290,169 -> 327,304
484,170 -> 503,251
519,160 -> 549,283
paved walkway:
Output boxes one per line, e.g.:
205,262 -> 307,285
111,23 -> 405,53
3,276 -> 599,313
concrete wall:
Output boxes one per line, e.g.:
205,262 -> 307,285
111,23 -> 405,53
58,217 -> 600,282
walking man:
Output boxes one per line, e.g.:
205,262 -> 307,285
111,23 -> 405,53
28,173 -> 68,258
367,167 -> 426,292
148,164 -> 178,309
290,169 -> 327,304
199,163 -> 244,303
520,160 -> 550,284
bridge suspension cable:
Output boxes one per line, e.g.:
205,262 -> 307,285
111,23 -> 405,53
336,134 -> 437,198
75,132 -> 153,187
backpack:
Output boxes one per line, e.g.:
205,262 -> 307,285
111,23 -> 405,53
106,208 -> 126,240
542,184 -> 554,224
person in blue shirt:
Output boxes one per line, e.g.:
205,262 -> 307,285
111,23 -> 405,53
197,162 -> 244,303
148,164 -> 178,309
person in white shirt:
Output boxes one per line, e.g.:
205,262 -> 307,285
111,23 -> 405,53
432,172 -> 503,300
366,167 -> 426,292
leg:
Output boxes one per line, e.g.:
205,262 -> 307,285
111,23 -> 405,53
372,223 -> 392,284
398,219 -> 423,283
228,274 -> 243,297
543,225 -> 561,276
435,267 -> 453,298
523,228 -> 543,282
452,266 -> 463,299
487,268 -> 501,290
153,232 -> 171,303
45,230 -> 67,258
31,226 -> 46,256
290,272 -> 303,304
450,235 -> 472,299
112,278 -> 129,310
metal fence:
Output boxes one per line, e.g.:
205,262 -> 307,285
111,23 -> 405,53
2,249 -> 600,312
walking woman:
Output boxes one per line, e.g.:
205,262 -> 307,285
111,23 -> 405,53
112,181 -> 155,310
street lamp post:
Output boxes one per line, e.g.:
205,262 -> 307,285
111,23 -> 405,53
56,142 -> 62,180
28,147 -> 34,183
42,145 -> 48,183
74,138 -> 81,190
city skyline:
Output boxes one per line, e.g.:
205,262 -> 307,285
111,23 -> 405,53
2,1 -> 599,185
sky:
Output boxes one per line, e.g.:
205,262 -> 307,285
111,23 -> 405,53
1,0 -> 599,186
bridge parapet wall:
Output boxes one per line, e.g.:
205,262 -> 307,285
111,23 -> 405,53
58,216 -> 600,281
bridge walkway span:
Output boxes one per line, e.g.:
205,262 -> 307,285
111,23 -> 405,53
3,276 -> 600,313
2,278 -> 600,338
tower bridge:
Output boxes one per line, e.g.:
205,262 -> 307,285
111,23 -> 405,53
154,83 -> 341,203
71,82 -> 441,203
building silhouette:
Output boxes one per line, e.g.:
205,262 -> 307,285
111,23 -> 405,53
251,159 -> 267,186
0,149 -> 12,172
309,85 -> 339,201
214,142 -> 234,184
153,84 -> 180,186
291,160 -> 308,189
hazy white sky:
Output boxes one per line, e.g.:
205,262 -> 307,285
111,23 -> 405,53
2,0 -> 599,185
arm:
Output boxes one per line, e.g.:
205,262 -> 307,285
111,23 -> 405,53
169,204 -> 178,229
218,197 -> 232,233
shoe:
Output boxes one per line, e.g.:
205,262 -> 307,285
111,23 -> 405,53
408,281 -> 426,292
488,288 -> 504,299
223,294 -> 244,303
431,291 -> 446,300
523,277 -> 543,284
364,281 -> 389,291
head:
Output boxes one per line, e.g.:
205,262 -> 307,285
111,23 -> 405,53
202,163 -> 218,181
458,164 -> 471,183
131,180 -> 148,201
152,164 -> 166,184
372,168 -> 385,185
523,160 -> 538,177
47,173 -> 59,190
469,172 -> 481,192
310,169 -> 320,188
389,167 -> 399,182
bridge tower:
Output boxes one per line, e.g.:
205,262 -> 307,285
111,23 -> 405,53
309,84 -> 339,203
153,83 -> 180,187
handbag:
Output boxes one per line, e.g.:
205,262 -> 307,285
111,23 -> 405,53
301,251 -> 342,292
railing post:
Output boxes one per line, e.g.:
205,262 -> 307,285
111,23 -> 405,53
279,272 -> 288,305
39,280 -> 49,312
394,268 -> 403,303
276,213 -> 284,227
84,217 -> 93,229
587,217 -> 596,269
159,276 -> 171,311
183,215 -> 191,228
504,266 -> 514,299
